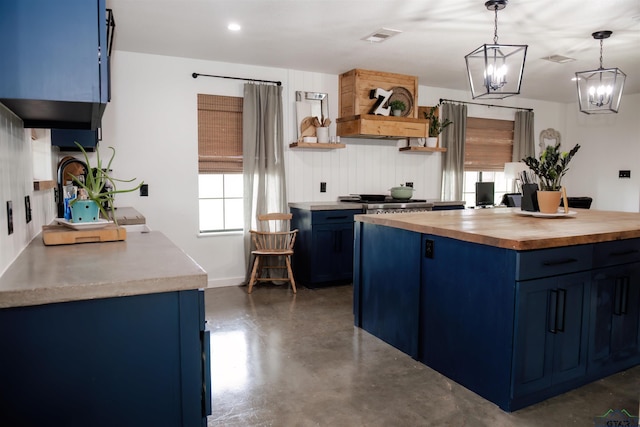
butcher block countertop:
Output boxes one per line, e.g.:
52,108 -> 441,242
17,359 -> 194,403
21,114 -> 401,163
355,207 -> 640,250
0,231 -> 207,309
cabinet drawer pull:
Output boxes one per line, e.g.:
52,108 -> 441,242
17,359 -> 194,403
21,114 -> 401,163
610,249 -> 639,257
542,258 -> 577,267
326,216 -> 349,220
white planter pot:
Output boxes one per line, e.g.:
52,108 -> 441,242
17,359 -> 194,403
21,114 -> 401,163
426,137 -> 438,148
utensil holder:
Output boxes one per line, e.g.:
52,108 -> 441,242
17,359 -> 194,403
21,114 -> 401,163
316,127 -> 329,143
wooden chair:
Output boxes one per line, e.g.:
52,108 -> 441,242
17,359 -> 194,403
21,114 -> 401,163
248,213 -> 298,294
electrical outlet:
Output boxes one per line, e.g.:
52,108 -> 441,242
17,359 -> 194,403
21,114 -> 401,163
619,170 -> 631,178
140,184 -> 149,196
7,201 -> 13,235
425,239 -> 434,259
24,195 -> 32,223
320,182 -> 326,193
406,182 -> 413,188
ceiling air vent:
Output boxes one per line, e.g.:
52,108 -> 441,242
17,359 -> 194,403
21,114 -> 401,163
362,28 -> 402,43
542,55 -> 576,64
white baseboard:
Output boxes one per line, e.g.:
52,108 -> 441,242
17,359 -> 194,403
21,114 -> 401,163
206,276 -> 245,289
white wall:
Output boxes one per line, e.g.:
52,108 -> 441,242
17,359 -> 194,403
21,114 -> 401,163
102,51 -> 637,287
562,93 -> 640,212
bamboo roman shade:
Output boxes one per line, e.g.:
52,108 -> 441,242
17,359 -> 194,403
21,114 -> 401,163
464,117 -> 514,172
198,94 -> 243,174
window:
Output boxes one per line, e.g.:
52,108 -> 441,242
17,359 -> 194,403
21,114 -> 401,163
462,117 -> 515,206
197,94 -> 244,232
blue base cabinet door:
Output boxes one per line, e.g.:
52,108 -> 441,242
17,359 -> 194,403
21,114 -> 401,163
589,263 -> 640,376
356,223 -> 421,358
512,272 -> 590,402
0,290 -> 210,427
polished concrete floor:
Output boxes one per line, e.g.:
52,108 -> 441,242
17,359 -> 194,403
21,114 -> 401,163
204,283 -> 639,427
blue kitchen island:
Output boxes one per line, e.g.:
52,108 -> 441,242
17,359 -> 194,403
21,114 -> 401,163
0,230 -> 211,426
353,208 -> 640,411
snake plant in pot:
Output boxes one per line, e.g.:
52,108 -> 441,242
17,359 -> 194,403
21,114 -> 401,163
69,142 -> 144,224
522,142 -> 581,213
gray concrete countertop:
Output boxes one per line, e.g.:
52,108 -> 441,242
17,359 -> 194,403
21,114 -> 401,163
0,231 -> 207,309
289,201 -> 363,211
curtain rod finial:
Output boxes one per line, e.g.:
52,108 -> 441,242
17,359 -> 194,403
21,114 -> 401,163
192,73 -> 198,79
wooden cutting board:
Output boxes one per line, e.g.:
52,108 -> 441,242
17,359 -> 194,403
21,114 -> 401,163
42,225 -> 127,245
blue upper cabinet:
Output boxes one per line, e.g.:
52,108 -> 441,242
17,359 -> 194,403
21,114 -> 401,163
0,0 -> 112,130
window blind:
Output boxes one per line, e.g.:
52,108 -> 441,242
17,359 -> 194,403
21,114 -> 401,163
197,94 -> 243,174
464,117 -> 514,172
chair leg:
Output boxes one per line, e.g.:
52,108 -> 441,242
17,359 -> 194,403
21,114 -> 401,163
285,256 -> 296,294
248,256 -> 260,294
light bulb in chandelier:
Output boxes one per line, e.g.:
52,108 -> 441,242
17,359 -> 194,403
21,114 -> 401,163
588,85 -> 613,107
484,63 -> 508,90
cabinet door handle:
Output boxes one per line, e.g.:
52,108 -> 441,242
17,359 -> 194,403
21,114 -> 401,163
543,258 -> 577,267
556,288 -> 566,333
327,216 -> 349,220
336,230 -> 342,253
548,290 -> 558,334
612,277 -> 630,316
614,278 -> 623,316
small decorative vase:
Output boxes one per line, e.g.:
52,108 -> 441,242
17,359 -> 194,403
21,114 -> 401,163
426,137 -> 438,148
536,190 -> 562,214
70,200 -> 100,223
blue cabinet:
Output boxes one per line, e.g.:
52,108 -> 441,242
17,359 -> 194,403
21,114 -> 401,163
589,264 -> 640,376
512,272 -> 590,402
52,128 -> 100,151
0,290 -> 211,426
355,223 -> 421,358
291,208 -> 361,287
354,222 -> 640,412
0,0 -> 112,130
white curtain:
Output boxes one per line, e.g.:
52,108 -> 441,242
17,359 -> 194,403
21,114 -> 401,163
440,103 -> 467,201
242,83 -> 288,278
513,110 -> 535,161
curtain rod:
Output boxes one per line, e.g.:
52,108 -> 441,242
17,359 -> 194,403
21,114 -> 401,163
192,72 -> 281,86
439,98 -> 533,112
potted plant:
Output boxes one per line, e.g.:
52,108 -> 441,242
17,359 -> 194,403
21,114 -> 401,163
522,142 -> 581,213
389,100 -> 406,116
423,106 -> 452,147
69,142 -> 144,224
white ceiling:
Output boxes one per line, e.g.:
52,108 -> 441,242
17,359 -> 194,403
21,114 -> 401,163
107,0 -> 640,103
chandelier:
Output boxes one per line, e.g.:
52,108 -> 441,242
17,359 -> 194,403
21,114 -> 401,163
465,0 -> 527,99
575,31 -> 626,114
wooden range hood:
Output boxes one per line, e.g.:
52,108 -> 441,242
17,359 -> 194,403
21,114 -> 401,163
336,69 -> 428,139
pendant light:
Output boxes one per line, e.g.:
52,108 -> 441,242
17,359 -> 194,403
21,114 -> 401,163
465,0 -> 527,99
575,31 -> 626,114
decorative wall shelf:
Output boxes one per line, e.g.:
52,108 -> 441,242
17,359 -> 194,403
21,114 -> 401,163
399,146 -> 447,153
33,180 -> 56,191
289,142 -> 345,149
336,115 -> 428,139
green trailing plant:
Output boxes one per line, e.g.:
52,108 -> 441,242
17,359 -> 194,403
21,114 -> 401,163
522,142 -> 581,191
69,141 -> 144,224
423,105 -> 453,137
389,100 -> 406,111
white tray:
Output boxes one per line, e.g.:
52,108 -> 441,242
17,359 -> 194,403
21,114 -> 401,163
515,210 -> 577,219
56,218 -> 114,230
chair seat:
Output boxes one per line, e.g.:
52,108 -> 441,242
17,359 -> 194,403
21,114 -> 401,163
252,249 -> 294,256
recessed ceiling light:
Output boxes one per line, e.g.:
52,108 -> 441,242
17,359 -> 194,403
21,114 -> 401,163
228,23 -> 241,32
